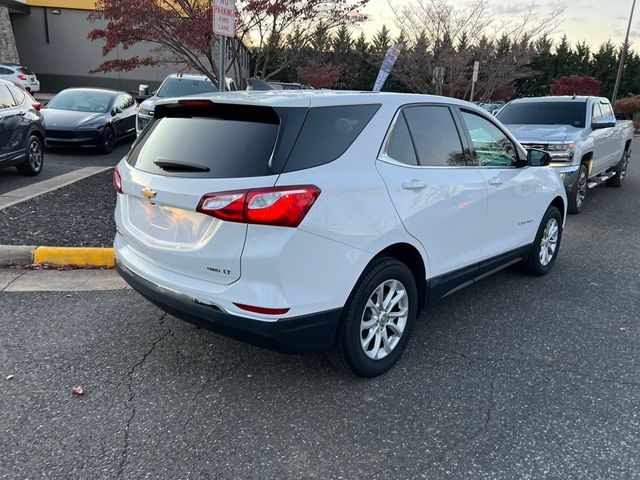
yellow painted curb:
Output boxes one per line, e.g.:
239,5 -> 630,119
32,247 -> 114,267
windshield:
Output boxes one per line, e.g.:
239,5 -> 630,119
497,102 -> 587,128
156,77 -> 218,98
47,90 -> 113,113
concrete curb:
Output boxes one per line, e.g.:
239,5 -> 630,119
0,245 -> 114,268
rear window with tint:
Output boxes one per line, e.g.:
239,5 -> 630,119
18,67 -> 34,75
128,117 -> 279,178
283,104 -> 380,172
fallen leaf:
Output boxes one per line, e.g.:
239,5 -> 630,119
71,386 -> 84,395
6,374 -> 15,380
619,326 -> 626,332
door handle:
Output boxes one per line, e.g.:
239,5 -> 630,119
402,179 -> 427,190
488,177 -> 503,186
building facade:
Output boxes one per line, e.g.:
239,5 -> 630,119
0,0 -> 250,93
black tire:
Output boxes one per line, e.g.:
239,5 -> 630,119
567,164 -> 588,214
606,149 -> 630,188
16,135 -> 44,177
520,206 -> 563,276
326,257 -> 418,378
99,125 -> 115,154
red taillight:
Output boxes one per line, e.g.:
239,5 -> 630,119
17,74 -> 27,81
113,166 -> 123,193
32,101 -> 41,111
233,303 -> 290,315
197,185 -> 320,228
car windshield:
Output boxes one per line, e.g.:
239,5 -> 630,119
47,90 -> 113,113
156,77 -> 218,98
497,102 -> 587,128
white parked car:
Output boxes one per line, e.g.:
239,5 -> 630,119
0,64 -> 40,93
114,91 -> 568,377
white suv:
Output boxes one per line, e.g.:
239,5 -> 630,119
114,92 -> 568,377
0,64 -> 40,93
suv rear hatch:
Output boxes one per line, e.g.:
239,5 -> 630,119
116,99 -> 307,285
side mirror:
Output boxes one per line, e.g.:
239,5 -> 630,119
527,148 -> 552,167
111,107 -> 119,117
592,120 -> 616,129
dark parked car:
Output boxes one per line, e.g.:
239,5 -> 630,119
0,79 -> 45,176
41,88 -> 137,153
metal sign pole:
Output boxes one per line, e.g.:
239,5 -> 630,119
470,61 -> 479,102
219,35 -> 226,91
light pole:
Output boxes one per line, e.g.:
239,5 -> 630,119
612,0 -> 637,102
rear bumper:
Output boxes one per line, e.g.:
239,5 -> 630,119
116,259 -> 341,354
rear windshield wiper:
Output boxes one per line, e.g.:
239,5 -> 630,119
153,159 -> 210,173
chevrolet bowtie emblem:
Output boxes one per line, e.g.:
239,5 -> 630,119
141,188 -> 157,199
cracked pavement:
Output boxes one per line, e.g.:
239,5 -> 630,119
0,143 -> 639,478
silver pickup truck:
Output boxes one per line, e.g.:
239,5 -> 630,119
497,96 -> 634,213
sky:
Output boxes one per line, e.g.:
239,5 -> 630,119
358,0 -> 638,49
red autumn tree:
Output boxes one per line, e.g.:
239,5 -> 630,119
88,0 -> 369,83
550,75 -> 601,96
297,62 -> 341,88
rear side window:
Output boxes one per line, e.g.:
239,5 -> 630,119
128,116 -> 279,178
403,106 -> 466,167
8,85 -> 25,105
0,85 -> 15,108
283,104 -> 380,172
386,113 -> 418,166
0,67 -> 12,75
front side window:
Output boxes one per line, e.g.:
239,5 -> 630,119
403,106 -> 466,167
592,103 -> 603,123
461,111 -> 518,167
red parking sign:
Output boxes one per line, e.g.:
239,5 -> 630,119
213,0 -> 236,37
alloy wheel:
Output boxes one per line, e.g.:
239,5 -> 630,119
360,279 -> 409,360
28,139 -> 43,171
576,170 -> 587,209
104,128 -> 115,150
620,153 -> 629,181
539,217 -> 559,266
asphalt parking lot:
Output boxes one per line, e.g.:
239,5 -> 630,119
0,142 -> 639,479
0,142 -> 131,196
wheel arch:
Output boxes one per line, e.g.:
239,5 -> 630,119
28,128 -> 45,145
550,195 -> 566,219
369,242 -> 428,313
581,151 -> 593,175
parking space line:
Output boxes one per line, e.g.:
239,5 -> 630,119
0,166 -> 112,210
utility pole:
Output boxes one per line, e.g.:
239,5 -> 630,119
612,0 -> 636,102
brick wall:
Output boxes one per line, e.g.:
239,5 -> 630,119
0,5 -> 19,64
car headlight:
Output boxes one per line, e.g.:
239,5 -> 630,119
77,123 -> 103,130
139,108 -> 154,116
547,142 -> 575,160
